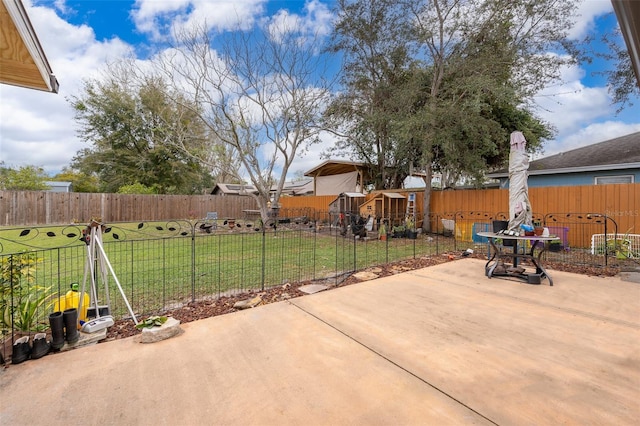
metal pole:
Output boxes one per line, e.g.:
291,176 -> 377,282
94,234 -> 138,325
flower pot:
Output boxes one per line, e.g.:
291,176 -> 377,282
534,226 -> 544,236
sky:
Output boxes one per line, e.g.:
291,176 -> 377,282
1,0 -> 639,181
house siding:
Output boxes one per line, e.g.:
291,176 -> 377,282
498,169 -> 640,188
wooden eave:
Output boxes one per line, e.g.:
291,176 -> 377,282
612,0 -> 640,87
0,0 -> 58,93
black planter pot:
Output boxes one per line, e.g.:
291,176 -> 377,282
549,243 -> 562,252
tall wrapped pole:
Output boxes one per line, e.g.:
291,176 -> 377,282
508,131 -> 532,231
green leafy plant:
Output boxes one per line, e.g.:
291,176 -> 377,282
609,232 -> 638,259
1,253 -> 49,333
136,315 -> 168,329
405,216 -> 415,230
2,285 -> 53,332
392,224 -> 406,238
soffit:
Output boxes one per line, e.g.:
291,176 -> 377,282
0,0 -> 58,92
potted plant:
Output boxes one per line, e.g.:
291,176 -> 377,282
378,222 -> 387,241
548,240 -> 562,252
405,216 -> 418,239
533,220 -> 544,236
392,224 -> 406,238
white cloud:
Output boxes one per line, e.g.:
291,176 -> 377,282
530,57 -> 630,157
567,0 -> 614,40
553,121 -> 640,154
265,0 -> 332,43
0,2 -> 133,173
131,0 -> 267,41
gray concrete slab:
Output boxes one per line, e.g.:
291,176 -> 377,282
1,259 -> 639,425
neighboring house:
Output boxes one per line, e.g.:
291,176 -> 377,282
281,178 -> 314,196
211,183 -> 258,196
487,131 -> 640,188
304,160 -> 371,195
211,179 -> 314,197
45,181 -> 72,192
1,0 -> 58,92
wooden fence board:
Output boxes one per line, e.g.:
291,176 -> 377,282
2,185 -> 638,239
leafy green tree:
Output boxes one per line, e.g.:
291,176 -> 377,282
117,182 -> 157,194
324,0 -> 416,190
0,165 -> 49,191
327,0 -> 577,229
70,71 -> 215,194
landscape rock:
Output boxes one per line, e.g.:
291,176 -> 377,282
233,294 -> 263,309
298,284 -> 329,294
139,317 -> 183,343
352,271 -> 379,281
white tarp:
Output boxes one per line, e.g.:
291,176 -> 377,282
316,171 -> 358,196
508,131 -> 532,230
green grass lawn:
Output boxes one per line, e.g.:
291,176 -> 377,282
2,222 -> 451,326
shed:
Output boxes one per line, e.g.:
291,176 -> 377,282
328,192 -> 366,215
359,192 -> 406,225
304,160 -> 371,195
211,183 -> 258,196
45,181 -> 72,192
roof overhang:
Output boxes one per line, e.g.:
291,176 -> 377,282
1,0 -> 58,93
487,162 -> 640,179
304,160 -> 367,177
612,0 -> 640,86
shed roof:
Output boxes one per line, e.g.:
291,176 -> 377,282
304,160 -> 367,177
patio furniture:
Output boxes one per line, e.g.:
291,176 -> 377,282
477,231 -> 560,286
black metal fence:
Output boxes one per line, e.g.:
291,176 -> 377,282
1,211 -> 636,361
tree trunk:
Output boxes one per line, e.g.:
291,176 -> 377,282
422,164 -> 432,233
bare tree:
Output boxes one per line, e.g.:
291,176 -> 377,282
153,21 -> 332,221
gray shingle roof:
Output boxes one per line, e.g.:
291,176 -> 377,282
488,131 -> 640,177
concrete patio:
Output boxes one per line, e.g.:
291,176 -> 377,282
1,258 -> 639,425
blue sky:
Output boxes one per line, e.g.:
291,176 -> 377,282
1,0 -> 639,179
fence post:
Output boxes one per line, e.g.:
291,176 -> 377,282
190,222 -> 196,303
261,227 -> 266,291
353,234 -> 357,273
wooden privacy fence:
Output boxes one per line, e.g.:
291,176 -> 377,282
429,184 -> 639,236
279,184 -> 639,245
0,192 -> 258,226
2,184 -> 638,237
281,184 -> 638,230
